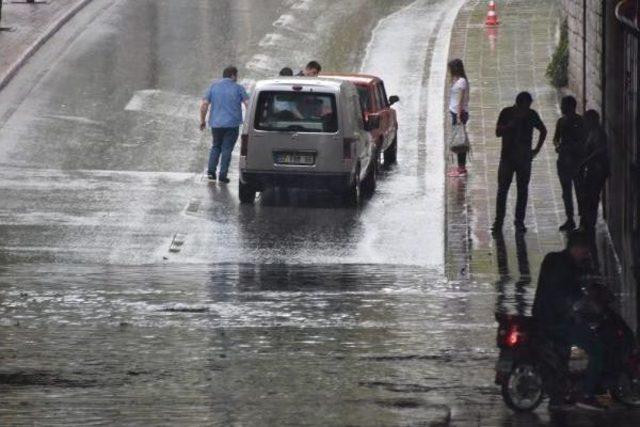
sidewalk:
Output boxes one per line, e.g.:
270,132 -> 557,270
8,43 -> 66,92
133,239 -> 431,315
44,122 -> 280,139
445,0 -> 567,290
0,0 -> 91,89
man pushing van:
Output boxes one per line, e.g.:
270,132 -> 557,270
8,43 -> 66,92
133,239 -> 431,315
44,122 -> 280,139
200,66 -> 249,183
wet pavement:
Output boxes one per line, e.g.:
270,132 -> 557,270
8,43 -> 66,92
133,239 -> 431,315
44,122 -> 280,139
1,0 -> 640,426
443,0 -> 640,425
0,0 -> 89,87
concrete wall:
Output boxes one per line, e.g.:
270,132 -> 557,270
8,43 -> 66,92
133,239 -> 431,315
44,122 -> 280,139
562,0 -> 640,332
561,0 -> 603,112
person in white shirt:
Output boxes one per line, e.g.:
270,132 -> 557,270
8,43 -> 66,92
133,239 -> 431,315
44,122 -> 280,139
448,58 -> 470,177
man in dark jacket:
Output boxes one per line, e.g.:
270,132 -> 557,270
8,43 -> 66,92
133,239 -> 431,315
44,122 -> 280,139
553,96 -> 586,231
532,231 -> 605,411
492,92 -> 547,234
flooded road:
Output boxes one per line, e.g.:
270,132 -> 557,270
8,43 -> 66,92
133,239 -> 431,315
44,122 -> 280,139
2,0 -> 639,425
1,263 -> 489,425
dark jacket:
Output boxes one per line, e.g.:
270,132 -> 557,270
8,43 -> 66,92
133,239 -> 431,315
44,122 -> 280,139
532,250 -> 584,334
582,126 -> 610,180
554,115 -> 586,166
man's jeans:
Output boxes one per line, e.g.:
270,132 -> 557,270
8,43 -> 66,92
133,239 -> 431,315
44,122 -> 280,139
208,127 -> 239,179
494,157 -> 532,226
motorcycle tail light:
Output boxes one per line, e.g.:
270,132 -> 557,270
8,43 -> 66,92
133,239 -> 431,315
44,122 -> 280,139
507,325 -> 520,347
240,134 -> 249,156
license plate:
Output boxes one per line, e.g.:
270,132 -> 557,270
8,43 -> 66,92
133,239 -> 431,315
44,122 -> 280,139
275,152 -> 315,165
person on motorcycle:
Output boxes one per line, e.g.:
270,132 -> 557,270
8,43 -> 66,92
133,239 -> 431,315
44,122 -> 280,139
532,230 -> 605,411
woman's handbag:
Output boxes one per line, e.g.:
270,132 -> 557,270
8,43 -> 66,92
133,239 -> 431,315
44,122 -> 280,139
449,124 -> 470,153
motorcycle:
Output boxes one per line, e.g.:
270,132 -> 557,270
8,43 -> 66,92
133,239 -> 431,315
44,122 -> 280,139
494,289 -> 640,412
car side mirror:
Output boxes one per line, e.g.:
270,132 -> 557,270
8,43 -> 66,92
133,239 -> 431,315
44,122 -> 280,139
389,95 -> 400,106
365,115 -> 380,131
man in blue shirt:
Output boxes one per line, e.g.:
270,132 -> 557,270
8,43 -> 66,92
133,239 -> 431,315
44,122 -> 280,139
200,66 -> 249,183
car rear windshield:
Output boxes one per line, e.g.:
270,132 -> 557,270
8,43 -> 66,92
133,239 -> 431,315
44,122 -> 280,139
254,91 -> 338,133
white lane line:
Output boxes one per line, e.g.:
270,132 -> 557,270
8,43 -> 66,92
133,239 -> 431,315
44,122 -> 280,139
124,89 -> 200,121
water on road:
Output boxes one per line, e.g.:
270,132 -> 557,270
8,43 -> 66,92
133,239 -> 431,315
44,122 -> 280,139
1,0 -> 634,426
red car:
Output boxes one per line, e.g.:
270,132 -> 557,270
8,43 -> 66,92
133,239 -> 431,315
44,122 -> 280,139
322,73 -> 399,166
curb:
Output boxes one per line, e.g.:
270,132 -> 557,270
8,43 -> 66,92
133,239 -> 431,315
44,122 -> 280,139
0,0 -> 93,92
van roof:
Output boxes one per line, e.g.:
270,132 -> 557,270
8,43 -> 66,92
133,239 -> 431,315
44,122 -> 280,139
320,73 -> 381,86
254,77 -> 349,93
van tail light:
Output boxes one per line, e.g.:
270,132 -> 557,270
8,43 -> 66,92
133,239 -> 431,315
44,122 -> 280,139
343,137 -> 355,160
240,134 -> 249,156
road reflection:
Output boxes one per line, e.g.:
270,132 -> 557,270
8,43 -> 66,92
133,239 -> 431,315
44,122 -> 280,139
494,232 -> 532,316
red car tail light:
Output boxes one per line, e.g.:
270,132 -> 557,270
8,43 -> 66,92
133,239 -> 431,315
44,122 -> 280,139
343,137 -> 355,160
240,134 -> 249,156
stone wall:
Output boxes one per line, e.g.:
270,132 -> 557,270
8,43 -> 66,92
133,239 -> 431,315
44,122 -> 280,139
560,0 -> 603,112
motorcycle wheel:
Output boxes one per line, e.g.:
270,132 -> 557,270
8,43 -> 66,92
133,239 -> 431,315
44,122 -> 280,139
611,371 -> 640,408
501,363 -> 545,412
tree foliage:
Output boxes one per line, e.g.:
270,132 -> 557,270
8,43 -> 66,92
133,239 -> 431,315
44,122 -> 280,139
546,19 -> 569,88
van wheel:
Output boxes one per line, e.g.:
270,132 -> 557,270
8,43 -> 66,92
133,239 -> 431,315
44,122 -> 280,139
239,181 -> 256,204
344,168 -> 361,206
361,162 -> 376,197
384,135 -> 397,165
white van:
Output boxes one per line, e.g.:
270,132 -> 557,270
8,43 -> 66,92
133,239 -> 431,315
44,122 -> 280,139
238,77 -> 377,204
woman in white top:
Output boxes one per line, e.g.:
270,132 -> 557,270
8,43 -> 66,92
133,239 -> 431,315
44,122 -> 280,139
448,58 -> 470,177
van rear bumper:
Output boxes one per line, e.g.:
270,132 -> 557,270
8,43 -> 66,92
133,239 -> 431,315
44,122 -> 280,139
241,170 -> 351,192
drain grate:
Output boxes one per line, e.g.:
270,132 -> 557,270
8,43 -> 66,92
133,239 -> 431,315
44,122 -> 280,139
169,233 -> 187,253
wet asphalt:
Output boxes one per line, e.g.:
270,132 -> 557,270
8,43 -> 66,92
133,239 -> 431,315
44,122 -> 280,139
1,0 -> 639,426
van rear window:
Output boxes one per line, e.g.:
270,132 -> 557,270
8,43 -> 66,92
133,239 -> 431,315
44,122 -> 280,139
254,91 -> 338,133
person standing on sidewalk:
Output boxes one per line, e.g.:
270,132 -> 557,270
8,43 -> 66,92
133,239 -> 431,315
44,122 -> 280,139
578,109 -> 609,232
553,96 -> 586,231
447,58 -> 470,177
491,92 -> 547,234
200,66 -> 249,183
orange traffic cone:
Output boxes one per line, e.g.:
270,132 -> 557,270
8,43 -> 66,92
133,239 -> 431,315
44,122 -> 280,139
485,1 -> 500,26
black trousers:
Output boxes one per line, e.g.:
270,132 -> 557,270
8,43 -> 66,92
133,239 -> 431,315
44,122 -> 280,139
495,157 -> 532,226
580,171 -> 606,230
557,159 -> 583,220
451,111 -> 469,168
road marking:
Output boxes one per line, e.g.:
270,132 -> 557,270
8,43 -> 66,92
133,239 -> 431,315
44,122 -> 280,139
244,0 -> 323,77
41,114 -> 103,126
125,89 -> 199,121
258,33 -> 284,48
